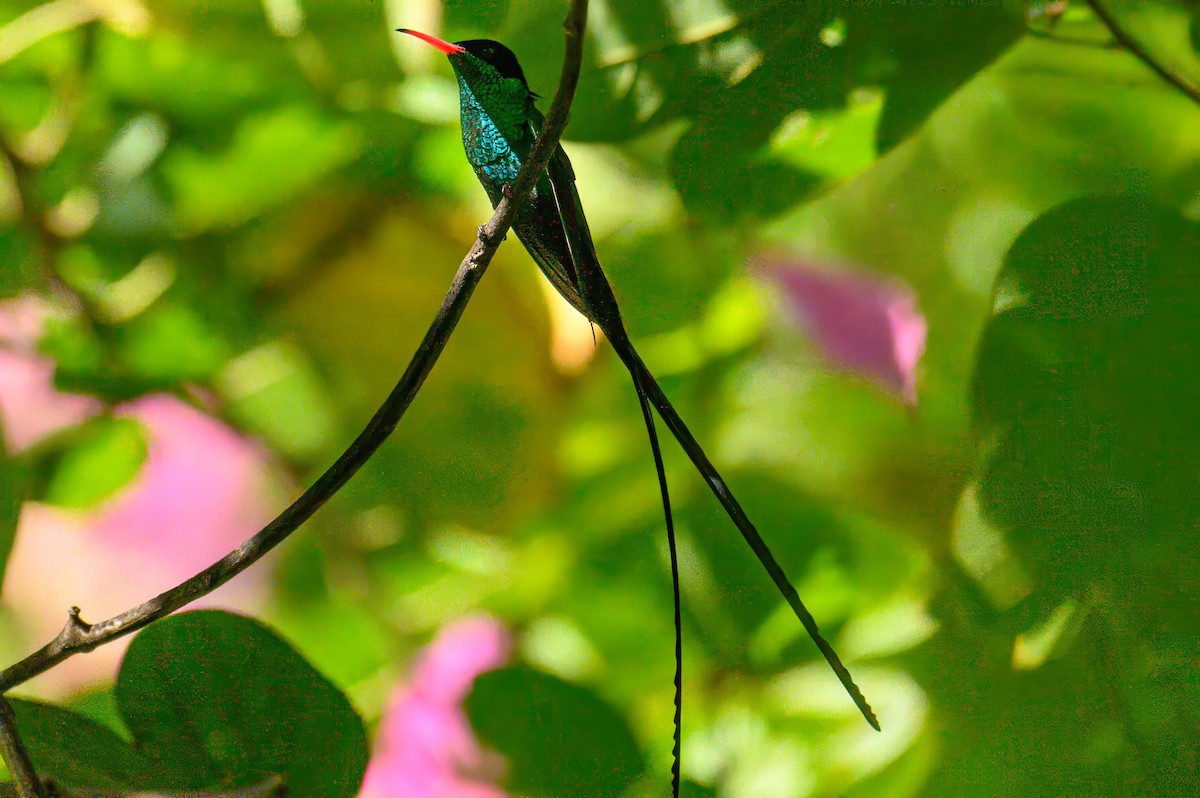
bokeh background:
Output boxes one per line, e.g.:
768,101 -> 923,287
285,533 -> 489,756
2,0 -> 1198,795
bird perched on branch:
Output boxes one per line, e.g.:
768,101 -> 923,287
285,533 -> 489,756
399,28 -> 880,796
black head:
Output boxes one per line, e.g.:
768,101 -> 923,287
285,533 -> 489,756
456,39 -> 529,86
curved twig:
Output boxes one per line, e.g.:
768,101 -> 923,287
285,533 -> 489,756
0,0 -> 591,693
0,697 -> 47,798
1085,0 -> 1200,106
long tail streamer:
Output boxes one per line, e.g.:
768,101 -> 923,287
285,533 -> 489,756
631,375 -> 683,798
624,346 -> 880,731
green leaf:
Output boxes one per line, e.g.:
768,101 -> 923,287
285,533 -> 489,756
666,24 -> 844,221
0,78 -> 54,136
7,698 -> 152,790
680,780 -> 719,798
217,340 -> 339,463
115,610 -> 368,796
442,0 -> 511,33
974,194 -> 1200,605
117,304 -> 230,383
849,3 -> 1025,154
162,105 -> 358,233
0,451 -> 25,592
39,313 -> 106,379
0,230 -> 35,299
66,688 -> 127,736
1097,0 -> 1200,92
465,665 -> 645,798
96,30 -> 276,124
42,417 -> 148,509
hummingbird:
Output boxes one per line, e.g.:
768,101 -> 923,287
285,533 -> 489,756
398,28 -> 879,790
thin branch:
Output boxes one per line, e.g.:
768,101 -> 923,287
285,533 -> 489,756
0,697 -> 47,798
1084,0 -> 1200,106
0,0 -> 591,694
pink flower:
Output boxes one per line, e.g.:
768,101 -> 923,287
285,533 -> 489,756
4,393 -> 277,693
0,296 -> 99,452
760,254 -> 926,405
95,395 -> 274,561
1,296 -> 277,694
360,617 -> 511,798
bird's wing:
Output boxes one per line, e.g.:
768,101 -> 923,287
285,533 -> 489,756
526,108 -> 624,334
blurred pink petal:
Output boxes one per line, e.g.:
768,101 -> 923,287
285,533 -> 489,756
97,395 -> 273,559
360,617 -> 511,798
0,295 -> 51,345
3,394 -> 277,694
0,296 -> 100,452
0,352 -> 101,452
761,254 -> 926,405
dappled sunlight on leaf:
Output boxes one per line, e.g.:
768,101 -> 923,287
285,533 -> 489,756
767,665 -> 928,783
950,481 -> 1032,611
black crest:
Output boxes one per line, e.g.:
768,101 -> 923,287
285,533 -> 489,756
457,39 -> 529,85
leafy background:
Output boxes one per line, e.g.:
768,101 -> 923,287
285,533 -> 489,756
1,0 -> 1198,796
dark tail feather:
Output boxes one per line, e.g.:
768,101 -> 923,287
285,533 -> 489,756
621,345 -> 880,732
630,370 -> 683,798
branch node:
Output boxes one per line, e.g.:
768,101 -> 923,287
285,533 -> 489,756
477,223 -> 506,247
53,607 -> 95,652
66,607 -> 91,634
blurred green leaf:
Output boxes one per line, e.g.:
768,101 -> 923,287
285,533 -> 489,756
443,0 -> 512,33
268,599 -> 392,689
0,78 -> 54,136
680,780 -> 719,798
0,230 -> 35,298
117,303 -> 230,383
162,105 -> 358,233
0,450 -> 24,588
218,339 -> 339,462
282,214 -> 560,530
115,610 -> 368,795
465,664 -> 646,798
667,21 -> 846,221
8,698 -> 151,790
65,687 -> 127,736
975,192 -> 1199,601
42,416 -> 146,509
39,313 -> 106,378
1097,0 -> 1200,91
96,30 -> 274,123
843,2 -> 1025,153
770,96 -> 883,182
